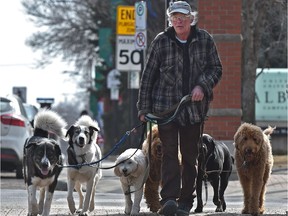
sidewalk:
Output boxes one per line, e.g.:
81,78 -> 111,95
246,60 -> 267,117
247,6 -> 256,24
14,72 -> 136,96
1,159 -> 287,216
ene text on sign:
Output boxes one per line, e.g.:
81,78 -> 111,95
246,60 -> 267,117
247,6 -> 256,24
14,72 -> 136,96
117,6 -> 135,35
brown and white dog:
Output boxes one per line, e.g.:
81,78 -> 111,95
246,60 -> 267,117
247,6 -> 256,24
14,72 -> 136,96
65,115 -> 102,216
234,123 -> 275,216
23,109 -> 67,216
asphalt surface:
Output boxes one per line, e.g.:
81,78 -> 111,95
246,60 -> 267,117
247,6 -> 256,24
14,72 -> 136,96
1,158 -> 287,216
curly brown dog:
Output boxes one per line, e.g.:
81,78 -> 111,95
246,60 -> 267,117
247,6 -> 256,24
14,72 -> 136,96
142,125 -> 162,213
234,123 -> 275,216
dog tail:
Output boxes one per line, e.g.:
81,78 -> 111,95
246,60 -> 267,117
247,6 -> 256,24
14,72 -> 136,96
75,115 -> 100,131
33,108 -> 67,139
263,126 -> 276,137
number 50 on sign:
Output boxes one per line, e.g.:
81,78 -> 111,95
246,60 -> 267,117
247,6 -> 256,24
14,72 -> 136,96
116,35 -> 142,71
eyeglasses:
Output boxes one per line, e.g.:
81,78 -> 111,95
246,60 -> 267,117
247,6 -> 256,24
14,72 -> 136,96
169,14 -> 191,22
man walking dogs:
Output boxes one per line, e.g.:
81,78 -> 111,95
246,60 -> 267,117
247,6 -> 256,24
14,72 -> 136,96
137,1 -> 222,216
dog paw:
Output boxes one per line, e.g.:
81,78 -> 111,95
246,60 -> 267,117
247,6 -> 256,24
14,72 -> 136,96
194,206 -> 203,213
130,206 -> 140,215
215,206 -> 224,212
130,211 -> 140,216
67,199 -> 76,213
27,213 -> 38,216
150,205 -> 161,213
76,208 -> 83,213
241,208 -> 249,214
259,207 -> 265,214
78,212 -> 89,216
222,200 -> 227,211
125,209 -> 131,215
89,203 -> 95,212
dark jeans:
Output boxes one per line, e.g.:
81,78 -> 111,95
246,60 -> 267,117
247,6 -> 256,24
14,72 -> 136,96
158,122 -> 201,207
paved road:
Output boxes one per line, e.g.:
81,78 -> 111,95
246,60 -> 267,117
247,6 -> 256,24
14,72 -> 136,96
1,159 -> 287,216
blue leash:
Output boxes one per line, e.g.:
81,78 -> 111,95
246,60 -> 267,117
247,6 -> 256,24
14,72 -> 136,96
60,95 -> 193,169
59,122 -> 145,169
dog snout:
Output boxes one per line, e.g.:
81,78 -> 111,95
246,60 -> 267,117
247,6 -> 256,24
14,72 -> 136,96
122,168 -> 127,174
79,137 -> 85,144
41,157 -> 50,168
244,148 -> 253,155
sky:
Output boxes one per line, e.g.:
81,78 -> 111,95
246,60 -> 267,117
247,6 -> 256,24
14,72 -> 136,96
0,1 -> 77,107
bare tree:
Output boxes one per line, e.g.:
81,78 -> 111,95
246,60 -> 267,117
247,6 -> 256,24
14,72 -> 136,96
241,0 -> 287,123
21,0 -> 111,72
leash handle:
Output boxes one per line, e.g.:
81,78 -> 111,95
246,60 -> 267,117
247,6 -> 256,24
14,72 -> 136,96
145,94 -> 192,125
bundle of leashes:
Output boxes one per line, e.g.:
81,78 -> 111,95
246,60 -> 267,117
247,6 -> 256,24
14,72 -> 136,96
144,94 -> 192,125
145,94 -> 209,206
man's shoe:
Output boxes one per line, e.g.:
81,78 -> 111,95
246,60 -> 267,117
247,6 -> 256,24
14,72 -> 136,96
176,203 -> 191,216
158,200 -> 178,216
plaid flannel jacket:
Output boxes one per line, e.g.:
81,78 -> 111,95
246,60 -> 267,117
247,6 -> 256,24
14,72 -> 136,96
137,26 -> 222,126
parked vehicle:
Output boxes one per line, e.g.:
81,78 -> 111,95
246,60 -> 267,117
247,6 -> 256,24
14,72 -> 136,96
0,95 -> 33,178
23,103 -> 38,125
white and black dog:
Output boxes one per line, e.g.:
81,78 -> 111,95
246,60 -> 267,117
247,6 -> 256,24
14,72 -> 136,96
65,115 -> 102,216
23,109 -> 67,216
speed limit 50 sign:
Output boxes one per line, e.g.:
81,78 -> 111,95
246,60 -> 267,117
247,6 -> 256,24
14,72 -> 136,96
116,35 -> 141,71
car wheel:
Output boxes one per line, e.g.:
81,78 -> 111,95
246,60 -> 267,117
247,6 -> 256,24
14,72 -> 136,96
16,164 -> 23,179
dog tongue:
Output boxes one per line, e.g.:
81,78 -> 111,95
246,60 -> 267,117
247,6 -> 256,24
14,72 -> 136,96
41,169 -> 49,176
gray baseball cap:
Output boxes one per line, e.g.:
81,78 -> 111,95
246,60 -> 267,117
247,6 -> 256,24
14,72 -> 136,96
167,1 -> 192,16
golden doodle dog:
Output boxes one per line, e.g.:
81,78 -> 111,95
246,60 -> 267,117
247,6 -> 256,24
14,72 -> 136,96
142,125 -> 162,213
234,123 -> 275,216
142,125 -> 182,213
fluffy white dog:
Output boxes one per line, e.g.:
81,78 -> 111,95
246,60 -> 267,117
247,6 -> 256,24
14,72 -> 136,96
114,148 -> 148,216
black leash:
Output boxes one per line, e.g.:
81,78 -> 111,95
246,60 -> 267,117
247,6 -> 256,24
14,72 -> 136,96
144,94 -> 192,125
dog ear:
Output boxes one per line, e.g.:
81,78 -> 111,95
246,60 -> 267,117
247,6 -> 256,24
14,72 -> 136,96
66,126 -> 75,146
25,140 -> 37,149
52,141 -> 62,157
114,165 -> 122,177
89,126 -> 99,132
207,136 -> 216,153
233,129 -> 242,150
24,137 -> 39,149
88,126 -> 99,144
132,153 -> 147,177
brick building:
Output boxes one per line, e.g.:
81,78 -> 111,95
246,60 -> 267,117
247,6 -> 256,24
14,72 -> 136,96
198,0 -> 242,141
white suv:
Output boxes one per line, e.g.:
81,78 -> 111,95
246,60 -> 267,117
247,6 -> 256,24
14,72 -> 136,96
0,95 -> 33,178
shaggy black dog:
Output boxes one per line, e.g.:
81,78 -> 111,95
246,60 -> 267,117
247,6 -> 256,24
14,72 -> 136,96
195,134 -> 234,213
